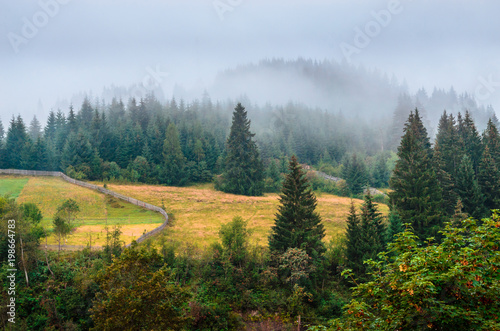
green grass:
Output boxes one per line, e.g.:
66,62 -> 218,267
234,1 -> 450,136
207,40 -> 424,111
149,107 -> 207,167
0,176 -> 29,198
1,175 -> 164,247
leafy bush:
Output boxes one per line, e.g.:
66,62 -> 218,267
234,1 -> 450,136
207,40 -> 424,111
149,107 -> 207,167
328,213 -> 500,330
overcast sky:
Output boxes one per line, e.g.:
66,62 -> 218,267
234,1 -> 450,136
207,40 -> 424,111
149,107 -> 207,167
1,0 -> 500,122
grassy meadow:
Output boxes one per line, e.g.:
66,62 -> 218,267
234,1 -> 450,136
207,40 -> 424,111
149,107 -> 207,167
0,175 -> 164,247
107,183 -> 390,248
1,175 -> 389,249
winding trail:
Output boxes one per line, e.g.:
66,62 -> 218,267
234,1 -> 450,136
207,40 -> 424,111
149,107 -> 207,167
313,170 -> 387,196
0,169 -> 168,247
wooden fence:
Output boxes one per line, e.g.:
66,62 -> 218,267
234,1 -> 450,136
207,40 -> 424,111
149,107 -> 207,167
0,169 -> 169,246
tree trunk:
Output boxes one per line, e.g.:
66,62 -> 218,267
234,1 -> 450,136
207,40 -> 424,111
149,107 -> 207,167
20,237 -> 29,287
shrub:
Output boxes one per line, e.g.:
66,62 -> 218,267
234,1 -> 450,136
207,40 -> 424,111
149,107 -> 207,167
329,213 -> 500,330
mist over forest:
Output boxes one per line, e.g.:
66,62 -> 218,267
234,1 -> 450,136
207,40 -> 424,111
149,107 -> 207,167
2,1 -> 500,330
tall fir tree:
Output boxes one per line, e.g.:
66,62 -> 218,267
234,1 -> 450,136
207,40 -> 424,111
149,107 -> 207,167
268,155 -> 325,262
0,117 -> 4,142
460,111 -> 482,172
477,146 -> 500,213
451,199 -> 468,227
386,208 -> 403,243
79,97 -> 94,128
345,201 -> 363,276
435,111 -> 462,175
44,111 -> 57,142
162,122 -> 186,186
455,154 -> 486,219
67,105 -> 78,134
33,137 -> 49,171
28,115 -> 42,141
433,141 -> 457,215
220,103 -> 264,196
372,153 -> 389,188
482,118 -> 500,167
389,109 -> 445,240
5,116 -> 30,169
358,192 -> 386,277
341,153 -> 369,195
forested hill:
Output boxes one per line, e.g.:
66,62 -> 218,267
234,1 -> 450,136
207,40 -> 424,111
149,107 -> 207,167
0,58 -> 499,191
208,58 -> 498,131
210,58 -> 403,118
53,58 -> 498,135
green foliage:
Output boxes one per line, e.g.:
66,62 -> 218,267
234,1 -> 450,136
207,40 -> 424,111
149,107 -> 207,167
91,246 -> 191,330
329,213 -> 500,330
371,153 -> 390,188
279,247 -> 315,287
344,201 -> 363,276
103,225 -> 124,261
56,198 -> 80,229
53,215 -> 71,251
162,122 -> 187,186
389,109 -> 445,240
385,208 -> 403,243
0,196 -> 45,272
307,173 -> 343,196
345,193 -> 386,280
219,103 -> 264,196
482,118 -> 500,166
264,158 -> 283,192
20,202 -> 43,225
456,154 -> 486,219
219,216 -> 251,266
342,153 -> 369,195
269,156 -> 326,263
359,192 -> 386,261
458,111 -> 483,172
478,145 -> 500,213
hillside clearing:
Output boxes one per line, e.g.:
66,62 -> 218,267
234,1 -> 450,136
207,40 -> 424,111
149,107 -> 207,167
108,183 -> 389,248
1,175 -> 164,247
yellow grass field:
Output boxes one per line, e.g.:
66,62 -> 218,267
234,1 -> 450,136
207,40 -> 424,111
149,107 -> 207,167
107,183 -> 389,248
1,176 -> 164,247
2,175 -> 389,249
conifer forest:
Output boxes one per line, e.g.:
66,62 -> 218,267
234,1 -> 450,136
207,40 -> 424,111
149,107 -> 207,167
1,1 -> 500,330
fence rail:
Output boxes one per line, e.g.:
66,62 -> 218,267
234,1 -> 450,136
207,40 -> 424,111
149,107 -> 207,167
0,169 -> 169,246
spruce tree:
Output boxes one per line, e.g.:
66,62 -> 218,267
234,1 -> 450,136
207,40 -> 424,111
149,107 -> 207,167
345,201 -> 363,276
4,116 -> 30,169
477,146 -> 500,212
268,155 -> 325,262
455,154 -> 486,219
386,208 -> 403,243
342,153 -> 369,195
433,141 -> 457,215
162,122 -> 186,186
28,116 -> 42,141
460,111 -> 482,172
372,153 -> 389,188
79,97 -> 94,128
34,137 -> 49,171
389,109 -> 445,240
220,103 -> 264,196
67,105 -> 78,134
435,112 -> 462,175
44,111 -> 57,141
358,192 -> 386,274
482,118 -> 500,167
451,199 -> 468,227
0,117 -> 4,142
